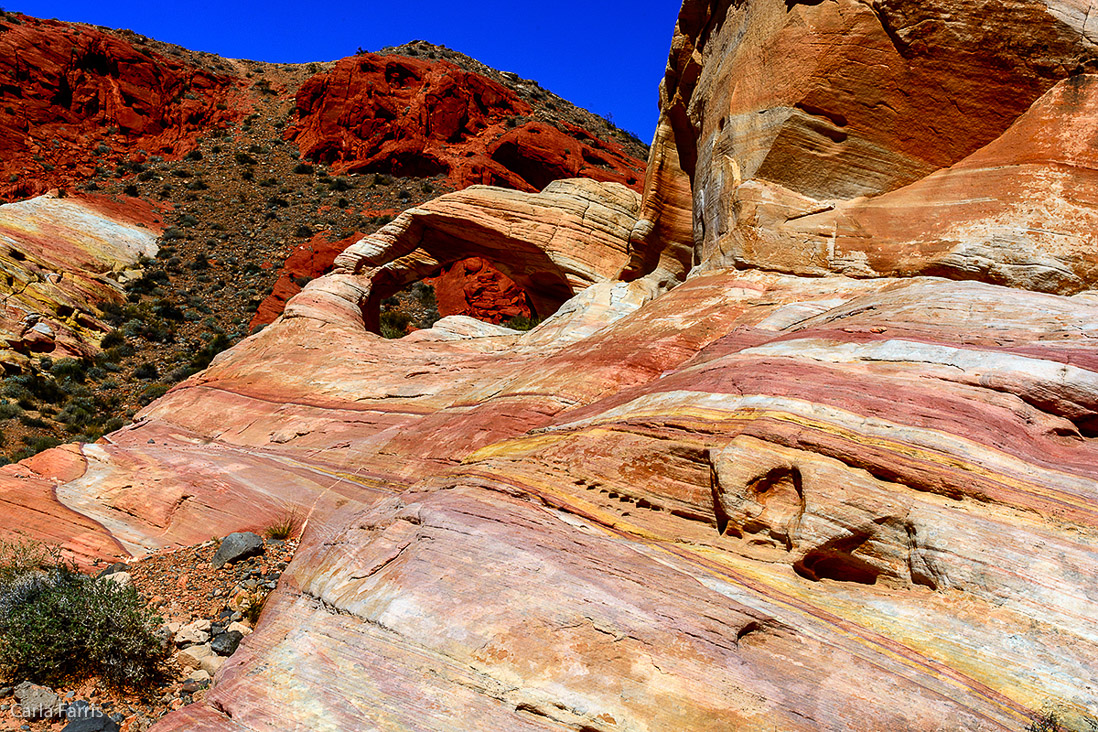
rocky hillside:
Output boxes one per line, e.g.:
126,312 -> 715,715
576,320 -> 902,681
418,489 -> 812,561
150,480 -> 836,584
3,1 -> 1098,731
0,13 -> 648,463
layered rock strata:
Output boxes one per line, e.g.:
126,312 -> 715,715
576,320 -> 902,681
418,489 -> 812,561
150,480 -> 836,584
0,1 -> 1096,730
0,192 -> 161,369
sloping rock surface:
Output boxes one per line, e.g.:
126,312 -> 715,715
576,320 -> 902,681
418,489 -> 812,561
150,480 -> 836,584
0,192 -> 161,369
0,1 -> 1096,731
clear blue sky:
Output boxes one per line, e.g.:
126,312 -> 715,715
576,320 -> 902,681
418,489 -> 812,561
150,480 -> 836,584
10,1 -> 681,141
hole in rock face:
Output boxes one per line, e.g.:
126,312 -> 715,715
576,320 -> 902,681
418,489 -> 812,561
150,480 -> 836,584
794,550 -> 880,585
793,530 -> 881,585
373,257 -> 542,338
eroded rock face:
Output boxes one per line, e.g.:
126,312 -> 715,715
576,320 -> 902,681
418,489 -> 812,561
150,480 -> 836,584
426,256 -> 533,324
329,179 -> 642,326
660,0 -> 1098,292
1,1 -> 1097,731
288,53 -> 646,194
0,14 -> 242,201
0,192 -> 161,370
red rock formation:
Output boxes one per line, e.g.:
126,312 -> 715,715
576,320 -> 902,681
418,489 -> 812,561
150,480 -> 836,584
0,13 -> 243,201
5,2 -> 1098,730
287,53 -> 646,194
249,231 -> 365,330
426,257 -> 532,324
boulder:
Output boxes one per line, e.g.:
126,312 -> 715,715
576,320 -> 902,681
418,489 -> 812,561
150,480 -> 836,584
14,681 -> 60,718
212,533 -> 264,569
61,700 -> 120,732
210,630 -> 243,657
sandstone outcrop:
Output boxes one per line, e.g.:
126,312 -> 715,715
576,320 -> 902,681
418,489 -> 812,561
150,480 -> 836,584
1,1 -> 1097,730
659,0 -> 1098,292
328,178 -> 641,328
427,256 -> 532,324
0,14 -> 242,201
0,192 -> 161,369
288,53 -> 646,193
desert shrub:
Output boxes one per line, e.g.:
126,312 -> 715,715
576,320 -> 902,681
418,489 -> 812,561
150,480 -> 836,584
234,151 -> 257,166
0,402 -> 20,420
50,358 -> 86,383
100,329 -> 126,349
132,362 -> 158,380
18,414 -> 49,429
189,333 -> 231,371
137,384 -> 169,405
329,177 -> 353,192
505,315 -> 541,331
264,509 -> 301,540
293,163 -> 314,174
380,310 -> 411,339
0,542 -> 165,687
410,281 -> 436,308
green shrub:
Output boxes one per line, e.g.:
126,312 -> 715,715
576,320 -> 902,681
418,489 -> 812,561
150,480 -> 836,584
100,329 -> 126,349
138,384 -> 169,405
380,310 -> 411,339
51,358 -> 86,383
505,315 -> 541,331
0,543 -> 165,687
133,362 -> 158,380
264,509 -> 301,540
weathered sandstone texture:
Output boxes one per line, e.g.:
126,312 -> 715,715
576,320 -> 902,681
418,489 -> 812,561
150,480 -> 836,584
661,0 -> 1098,291
328,179 -> 642,327
0,14 -> 242,201
288,53 -> 646,193
1,1 -> 1097,730
427,256 -> 533,325
0,192 -> 161,369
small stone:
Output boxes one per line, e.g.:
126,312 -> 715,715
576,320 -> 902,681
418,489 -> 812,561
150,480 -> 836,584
210,630 -> 243,656
174,619 -> 210,646
0,686 -> 10,697
102,571 -> 132,588
186,669 -> 211,684
199,653 -> 226,676
14,681 -> 60,718
175,643 -> 213,671
227,621 -> 252,636
211,532 -> 264,568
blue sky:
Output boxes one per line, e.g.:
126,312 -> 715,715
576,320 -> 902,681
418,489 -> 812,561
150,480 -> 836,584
10,1 -> 681,141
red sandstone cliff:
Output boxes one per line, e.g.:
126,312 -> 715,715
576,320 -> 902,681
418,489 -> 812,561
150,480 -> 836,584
0,13 -> 244,201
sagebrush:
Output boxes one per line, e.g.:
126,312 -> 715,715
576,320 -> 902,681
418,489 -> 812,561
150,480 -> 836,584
0,540 -> 165,687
